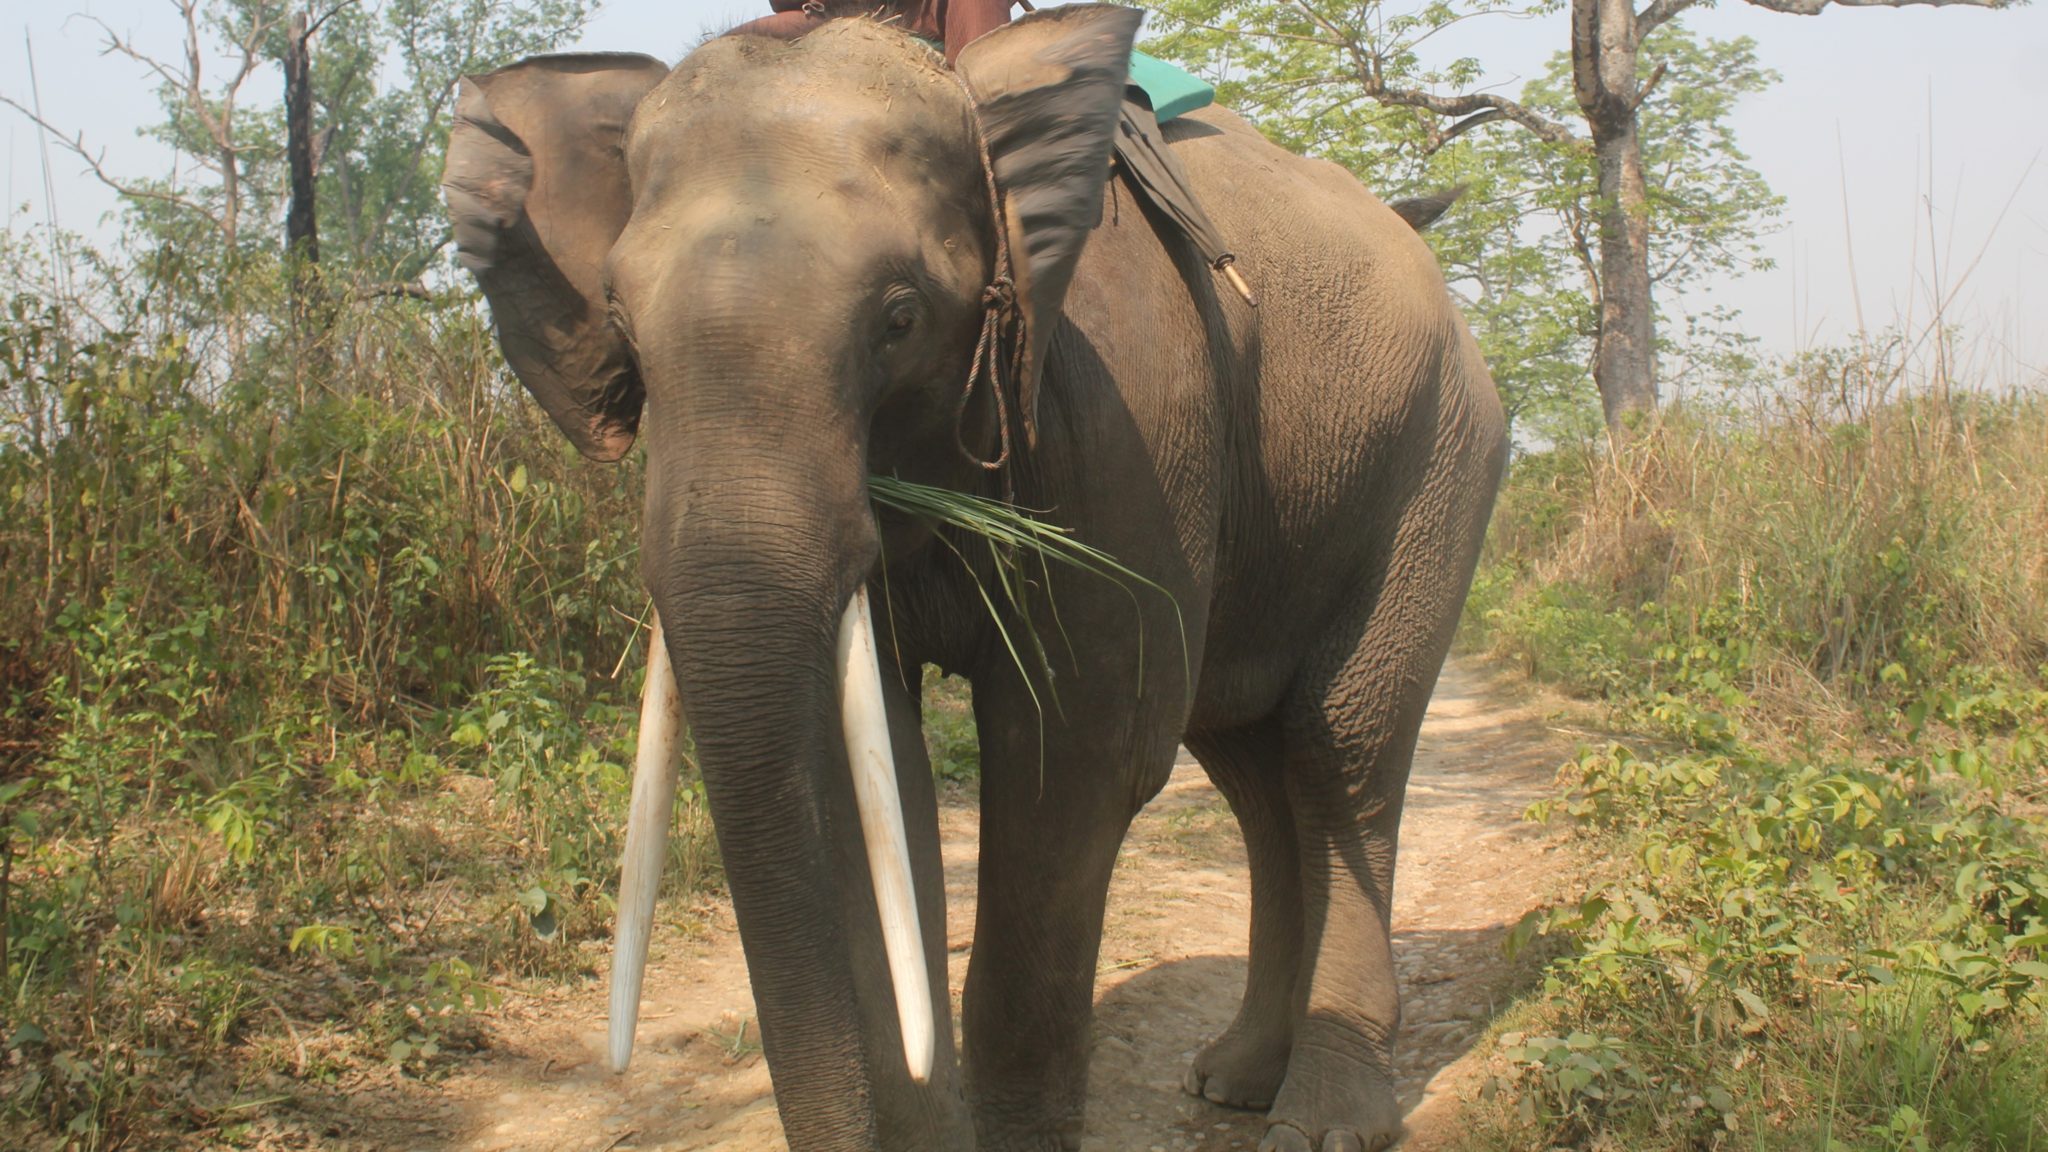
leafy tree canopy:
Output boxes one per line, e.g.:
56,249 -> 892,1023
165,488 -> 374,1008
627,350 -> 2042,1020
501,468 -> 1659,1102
1148,2 -> 1785,438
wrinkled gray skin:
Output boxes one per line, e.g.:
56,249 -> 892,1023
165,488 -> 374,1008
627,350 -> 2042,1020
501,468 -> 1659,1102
443,9 -> 1506,1151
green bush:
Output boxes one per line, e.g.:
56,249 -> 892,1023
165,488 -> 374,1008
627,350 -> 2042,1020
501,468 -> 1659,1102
1461,359 -> 2048,1150
923,670 -> 980,784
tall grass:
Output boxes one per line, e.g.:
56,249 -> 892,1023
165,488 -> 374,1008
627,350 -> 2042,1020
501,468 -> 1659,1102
1475,339 -> 2048,732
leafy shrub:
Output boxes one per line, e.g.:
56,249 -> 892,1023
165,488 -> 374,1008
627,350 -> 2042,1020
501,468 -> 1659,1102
1461,360 -> 2048,1151
923,670 -> 980,783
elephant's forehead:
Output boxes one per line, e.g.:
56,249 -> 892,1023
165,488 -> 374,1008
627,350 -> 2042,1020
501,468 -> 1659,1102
633,19 -> 967,148
625,28 -> 978,211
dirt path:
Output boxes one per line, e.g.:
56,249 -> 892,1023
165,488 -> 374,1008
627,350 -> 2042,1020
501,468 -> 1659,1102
413,657 -> 1568,1151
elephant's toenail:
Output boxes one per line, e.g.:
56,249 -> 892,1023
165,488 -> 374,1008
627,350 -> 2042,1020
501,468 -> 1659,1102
1322,1131 -> 1365,1152
1260,1122 -> 1315,1152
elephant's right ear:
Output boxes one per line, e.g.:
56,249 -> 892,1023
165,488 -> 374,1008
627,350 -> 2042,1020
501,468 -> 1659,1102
443,53 -> 669,462
955,5 -> 1141,450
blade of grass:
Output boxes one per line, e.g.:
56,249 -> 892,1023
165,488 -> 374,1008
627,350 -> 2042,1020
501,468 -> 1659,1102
867,475 -> 1190,712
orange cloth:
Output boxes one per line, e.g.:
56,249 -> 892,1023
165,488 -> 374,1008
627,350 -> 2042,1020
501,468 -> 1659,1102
736,0 -> 1014,63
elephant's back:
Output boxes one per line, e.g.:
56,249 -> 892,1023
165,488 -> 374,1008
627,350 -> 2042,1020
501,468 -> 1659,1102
1109,103 -> 1505,725
1162,103 -> 1479,424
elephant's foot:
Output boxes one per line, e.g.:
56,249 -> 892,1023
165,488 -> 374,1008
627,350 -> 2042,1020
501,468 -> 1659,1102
974,1120 -> 1082,1152
980,1137 -> 1080,1152
1256,1022 -> 1403,1152
972,1095 -> 1085,1152
1183,1023 -> 1292,1110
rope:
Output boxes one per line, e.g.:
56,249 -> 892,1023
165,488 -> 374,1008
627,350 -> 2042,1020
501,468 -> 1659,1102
949,74 -> 1023,497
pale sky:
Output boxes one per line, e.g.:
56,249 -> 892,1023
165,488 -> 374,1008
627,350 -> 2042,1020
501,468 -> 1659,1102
7,0 -> 2045,384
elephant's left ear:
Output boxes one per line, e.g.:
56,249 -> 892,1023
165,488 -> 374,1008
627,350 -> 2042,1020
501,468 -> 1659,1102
955,4 -> 1141,449
442,53 -> 669,463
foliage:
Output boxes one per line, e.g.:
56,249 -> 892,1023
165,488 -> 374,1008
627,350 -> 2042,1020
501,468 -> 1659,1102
287,0 -> 600,278
1456,346 -> 2048,1149
922,671 -> 981,784
1474,695 -> 2048,1148
1144,2 -> 1784,438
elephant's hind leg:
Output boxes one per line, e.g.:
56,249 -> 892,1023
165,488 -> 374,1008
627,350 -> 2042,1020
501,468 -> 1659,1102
1262,504 -> 1491,1152
1182,719 -> 1301,1111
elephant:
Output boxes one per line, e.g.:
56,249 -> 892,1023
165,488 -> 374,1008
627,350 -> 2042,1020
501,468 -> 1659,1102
441,7 -> 1507,1151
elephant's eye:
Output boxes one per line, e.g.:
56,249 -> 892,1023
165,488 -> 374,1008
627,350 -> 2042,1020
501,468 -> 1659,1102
880,283 -> 924,343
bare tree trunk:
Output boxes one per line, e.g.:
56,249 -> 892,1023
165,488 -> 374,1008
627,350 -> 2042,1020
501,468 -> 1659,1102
1591,115 -> 1656,427
1573,0 -> 1659,430
285,11 -> 318,268
284,9 -> 327,397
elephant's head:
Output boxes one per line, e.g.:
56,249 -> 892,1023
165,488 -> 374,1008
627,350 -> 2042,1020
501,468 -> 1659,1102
443,7 -> 1140,1146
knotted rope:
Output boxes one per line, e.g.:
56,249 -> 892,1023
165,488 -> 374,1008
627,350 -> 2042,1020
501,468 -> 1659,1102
950,78 -> 1024,498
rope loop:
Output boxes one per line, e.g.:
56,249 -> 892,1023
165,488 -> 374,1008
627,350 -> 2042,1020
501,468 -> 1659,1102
950,73 -> 1024,496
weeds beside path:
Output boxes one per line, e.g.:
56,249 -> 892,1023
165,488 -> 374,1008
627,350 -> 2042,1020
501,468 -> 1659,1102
1442,393 -> 2048,1151
312,656 -> 1568,1152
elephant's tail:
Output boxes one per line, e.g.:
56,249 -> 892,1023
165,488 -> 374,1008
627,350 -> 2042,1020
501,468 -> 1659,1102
1388,185 -> 1468,232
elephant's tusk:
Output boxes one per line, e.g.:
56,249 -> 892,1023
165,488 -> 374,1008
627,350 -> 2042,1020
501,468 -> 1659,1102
837,586 -> 936,1084
609,614 -> 684,1074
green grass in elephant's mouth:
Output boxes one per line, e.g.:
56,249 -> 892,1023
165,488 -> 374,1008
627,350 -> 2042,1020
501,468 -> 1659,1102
866,476 -> 1188,721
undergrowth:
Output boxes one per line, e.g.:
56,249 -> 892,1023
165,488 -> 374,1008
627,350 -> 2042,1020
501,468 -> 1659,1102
1457,351 -> 2048,1150
0,249 -> 722,1149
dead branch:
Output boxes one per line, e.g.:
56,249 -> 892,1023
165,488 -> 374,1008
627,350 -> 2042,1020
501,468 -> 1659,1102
0,94 -> 225,230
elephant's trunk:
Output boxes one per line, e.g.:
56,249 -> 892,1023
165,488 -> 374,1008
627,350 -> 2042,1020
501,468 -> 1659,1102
619,410 -> 959,1146
608,597 -> 933,1084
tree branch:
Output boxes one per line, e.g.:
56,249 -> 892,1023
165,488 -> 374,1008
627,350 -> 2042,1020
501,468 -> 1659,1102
0,94 -> 225,231
1628,60 -> 1669,111
1289,2 -> 1556,136
1741,0 -> 2011,11
306,0 -> 364,38
1362,81 -> 1580,145
1423,109 -> 1507,154
1636,0 -> 1704,37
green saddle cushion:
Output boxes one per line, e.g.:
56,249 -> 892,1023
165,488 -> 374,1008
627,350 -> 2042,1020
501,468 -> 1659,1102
917,37 -> 1214,124
1126,50 -> 1213,123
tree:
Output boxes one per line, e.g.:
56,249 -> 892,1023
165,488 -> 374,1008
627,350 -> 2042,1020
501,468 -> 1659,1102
4,0 -> 596,287
287,0 -> 598,281
1149,0 -> 2016,432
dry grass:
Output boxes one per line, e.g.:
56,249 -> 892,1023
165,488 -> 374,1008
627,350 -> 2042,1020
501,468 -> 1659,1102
1479,340 -> 2048,733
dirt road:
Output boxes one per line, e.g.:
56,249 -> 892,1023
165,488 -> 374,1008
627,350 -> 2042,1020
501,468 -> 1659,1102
393,657 -> 1568,1151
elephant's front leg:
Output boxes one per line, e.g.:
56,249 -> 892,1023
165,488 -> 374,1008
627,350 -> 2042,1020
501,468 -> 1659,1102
960,684 -> 1176,1152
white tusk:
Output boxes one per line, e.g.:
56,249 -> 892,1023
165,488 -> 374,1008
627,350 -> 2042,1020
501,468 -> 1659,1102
609,614 -> 684,1074
837,586 -> 936,1084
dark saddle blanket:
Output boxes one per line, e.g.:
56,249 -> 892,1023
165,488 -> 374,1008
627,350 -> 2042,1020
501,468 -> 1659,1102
1114,94 -> 1253,305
